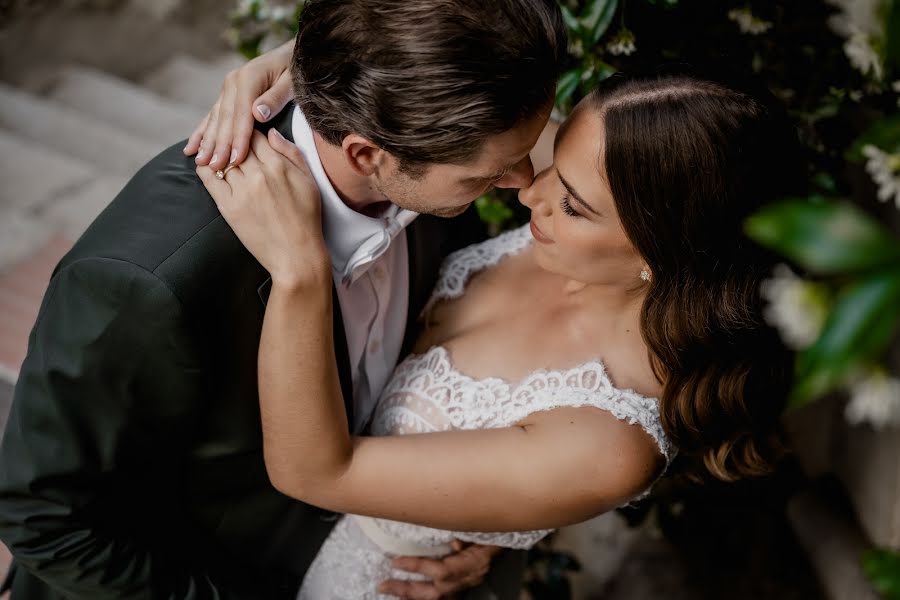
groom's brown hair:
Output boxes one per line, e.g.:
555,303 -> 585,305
291,0 -> 566,176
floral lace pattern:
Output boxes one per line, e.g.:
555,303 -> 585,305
424,225 -> 533,312
297,226 -> 674,599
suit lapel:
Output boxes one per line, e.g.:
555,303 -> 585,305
401,216 -> 450,357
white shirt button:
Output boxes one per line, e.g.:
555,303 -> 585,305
369,340 -> 381,354
372,265 -> 386,282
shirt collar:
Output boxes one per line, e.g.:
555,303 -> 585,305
291,106 -> 418,277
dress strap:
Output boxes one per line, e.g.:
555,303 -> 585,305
424,225 -> 532,311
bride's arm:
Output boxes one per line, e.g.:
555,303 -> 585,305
199,131 -> 663,535
264,285 -> 659,532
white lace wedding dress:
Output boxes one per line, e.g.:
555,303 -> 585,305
298,226 -> 675,599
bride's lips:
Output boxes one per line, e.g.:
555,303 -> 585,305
530,218 -> 553,244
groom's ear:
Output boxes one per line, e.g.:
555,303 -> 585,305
341,134 -> 386,176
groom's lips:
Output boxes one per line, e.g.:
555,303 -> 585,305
530,218 -> 553,244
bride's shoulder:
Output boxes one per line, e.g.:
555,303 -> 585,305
430,225 -> 532,304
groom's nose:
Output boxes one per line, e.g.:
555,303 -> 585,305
494,156 -> 535,190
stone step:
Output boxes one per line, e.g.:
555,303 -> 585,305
0,211 -> 56,277
0,236 -> 73,382
787,490 -> 880,600
38,174 -> 128,240
42,65 -> 205,148
0,128 -> 96,215
143,53 -> 244,110
0,82 -> 159,174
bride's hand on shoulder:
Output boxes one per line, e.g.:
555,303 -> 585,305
185,39 -> 295,171
197,128 -> 331,289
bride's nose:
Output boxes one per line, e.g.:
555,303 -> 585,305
518,168 -> 549,212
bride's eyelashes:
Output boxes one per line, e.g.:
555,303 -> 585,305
560,193 -> 581,217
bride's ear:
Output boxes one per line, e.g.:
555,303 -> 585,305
341,134 -> 387,177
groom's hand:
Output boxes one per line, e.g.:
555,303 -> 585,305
379,540 -> 502,599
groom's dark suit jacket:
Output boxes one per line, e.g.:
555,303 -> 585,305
0,107 -> 500,599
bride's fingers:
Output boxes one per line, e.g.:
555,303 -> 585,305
208,80 -> 240,171
249,128 -> 314,184
253,69 -> 294,123
183,112 -> 209,156
267,128 -> 314,177
195,165 -> 235,208
195,100 -> 223,166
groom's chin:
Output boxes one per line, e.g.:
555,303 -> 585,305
423,203 -> 473,219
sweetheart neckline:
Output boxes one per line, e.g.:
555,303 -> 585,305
404,344 -> 658,402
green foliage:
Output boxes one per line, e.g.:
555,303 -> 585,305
863,548 -> 900,600
846,112 -> 900,161
791,271 -> 900,406
745,199 -> 900,276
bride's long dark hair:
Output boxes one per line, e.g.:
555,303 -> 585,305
589,73 -> 800,480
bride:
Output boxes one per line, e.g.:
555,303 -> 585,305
192,53 -> 795,599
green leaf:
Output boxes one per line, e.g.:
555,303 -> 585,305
556,68 -> 583,109
811,172 -> 838,194
237,33 -> 266,60
560,4 -> 581,33
475,195 -> 514,226
790,271 -> 900,406
580,0 -> 619,45
862,548 -> 900,600
846,112 -> 900,161
745,199 -> 900,275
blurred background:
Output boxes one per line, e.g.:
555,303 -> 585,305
0,1 -> 899,598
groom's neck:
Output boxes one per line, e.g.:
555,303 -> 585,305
313,132 -> 387,214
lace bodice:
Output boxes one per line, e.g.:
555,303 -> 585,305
298,226 -> 674,599
367,226 -> 672,548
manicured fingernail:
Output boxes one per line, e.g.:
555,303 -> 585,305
270,128 -> 285,140
229,149 -> 238,164
195,149 -> 205,163
211,153 -> 218,164
256,104 -> 271,119
182,144 -> 190,154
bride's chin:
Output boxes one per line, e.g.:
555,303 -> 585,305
531,246 -> 559,274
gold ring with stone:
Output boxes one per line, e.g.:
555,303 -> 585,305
215,164 -> 238,180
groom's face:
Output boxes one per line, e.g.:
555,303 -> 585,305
374,103 -> 553,217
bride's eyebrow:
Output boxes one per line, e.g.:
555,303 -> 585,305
557,170 -> 600,216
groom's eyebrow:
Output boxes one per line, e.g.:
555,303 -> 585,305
464,165 -> 513,183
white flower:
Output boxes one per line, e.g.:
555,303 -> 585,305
862,145 -> 900,209
827,0 -> 883,38
760,265 -> 828,350
845,372 -> 900,429
269,5 -> 291,21
235,0 -> 261,17
569,38 -> 585,59
727,7 -> 773,35
606,29 -> 636,56
844,32 -> 884,80
827,0 -> 887,79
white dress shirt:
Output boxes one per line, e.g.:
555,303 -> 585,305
291,107 -> 418,432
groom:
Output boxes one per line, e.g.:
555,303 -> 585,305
0,1 -> 565,598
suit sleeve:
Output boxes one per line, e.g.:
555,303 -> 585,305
0,256 -> 256,599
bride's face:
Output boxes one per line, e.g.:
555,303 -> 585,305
518,103 -> 646,286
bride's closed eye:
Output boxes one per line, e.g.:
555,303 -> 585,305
560,194 -> 581,217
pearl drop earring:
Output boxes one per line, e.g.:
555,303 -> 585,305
640,269 -> 651,282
